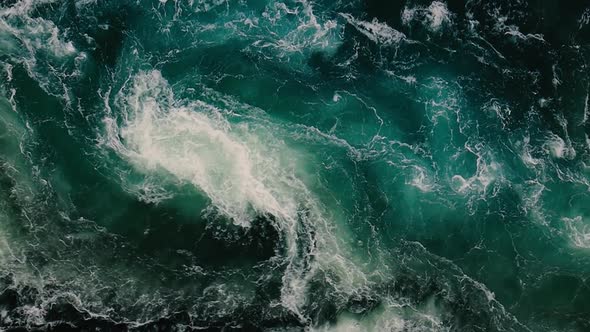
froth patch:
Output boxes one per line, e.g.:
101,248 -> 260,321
408,165 -> 437,193
340,13 -> 405,46
402,1 -> 452,33
101,70 -> 373,320
255,0 -> 343,61
104,70 -> 303,227
314,300 -> 446,332
0,6 -> 77,59
563,216 -> 590,249
450,159 -> 502,196
544,133 -> 576,160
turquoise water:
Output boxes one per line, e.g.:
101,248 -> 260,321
0,0 -> 590,330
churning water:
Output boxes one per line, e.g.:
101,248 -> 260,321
0,0 -> 590,331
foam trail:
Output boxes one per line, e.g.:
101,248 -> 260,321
340,13 -> 405,45
582,88 -> 589,125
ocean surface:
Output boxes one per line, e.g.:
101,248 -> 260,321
1,0 -> 590,331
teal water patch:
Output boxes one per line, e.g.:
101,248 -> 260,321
1,0 -> 590,331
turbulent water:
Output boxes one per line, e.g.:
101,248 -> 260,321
0,0 -> 590,331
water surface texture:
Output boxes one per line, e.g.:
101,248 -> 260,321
1,0 -> 590,331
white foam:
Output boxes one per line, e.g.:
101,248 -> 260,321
75,0 -> 98,9
563,216 -> 590,249
1,3 -> 77,58
518,180 -> 546,224
257,0 -> 342,59
313,299 -> 447,332
0,0 -> 83,100
450,151 -> 502,199
504,28 -> 545,42
426,1 -> 451,31
19,305 -> 46,326
340,13 -> 405,45
450,174 -> 469,194
582,88 -> 589,125
579,8 -> 590,29
4,63 -> 13,82
0,0 -> 56,16
483,99 -> 511,128
401,1 -> 452,32
134,181 -> 174,205
408,165 -> 436,193
0,232 -> 10,265
544,133 -> 576,160
538,98 -> 550,108
493,12 -> 545,43
332,92 -> 341,102
520,135 -> 543,169
105,70 -> 300,227
188,0 -> 228,13
401,7 -> 416,26
101,70 -> 369,320
402,75 -> 417,85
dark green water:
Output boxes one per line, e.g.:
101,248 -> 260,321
1,0 -> 590,331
